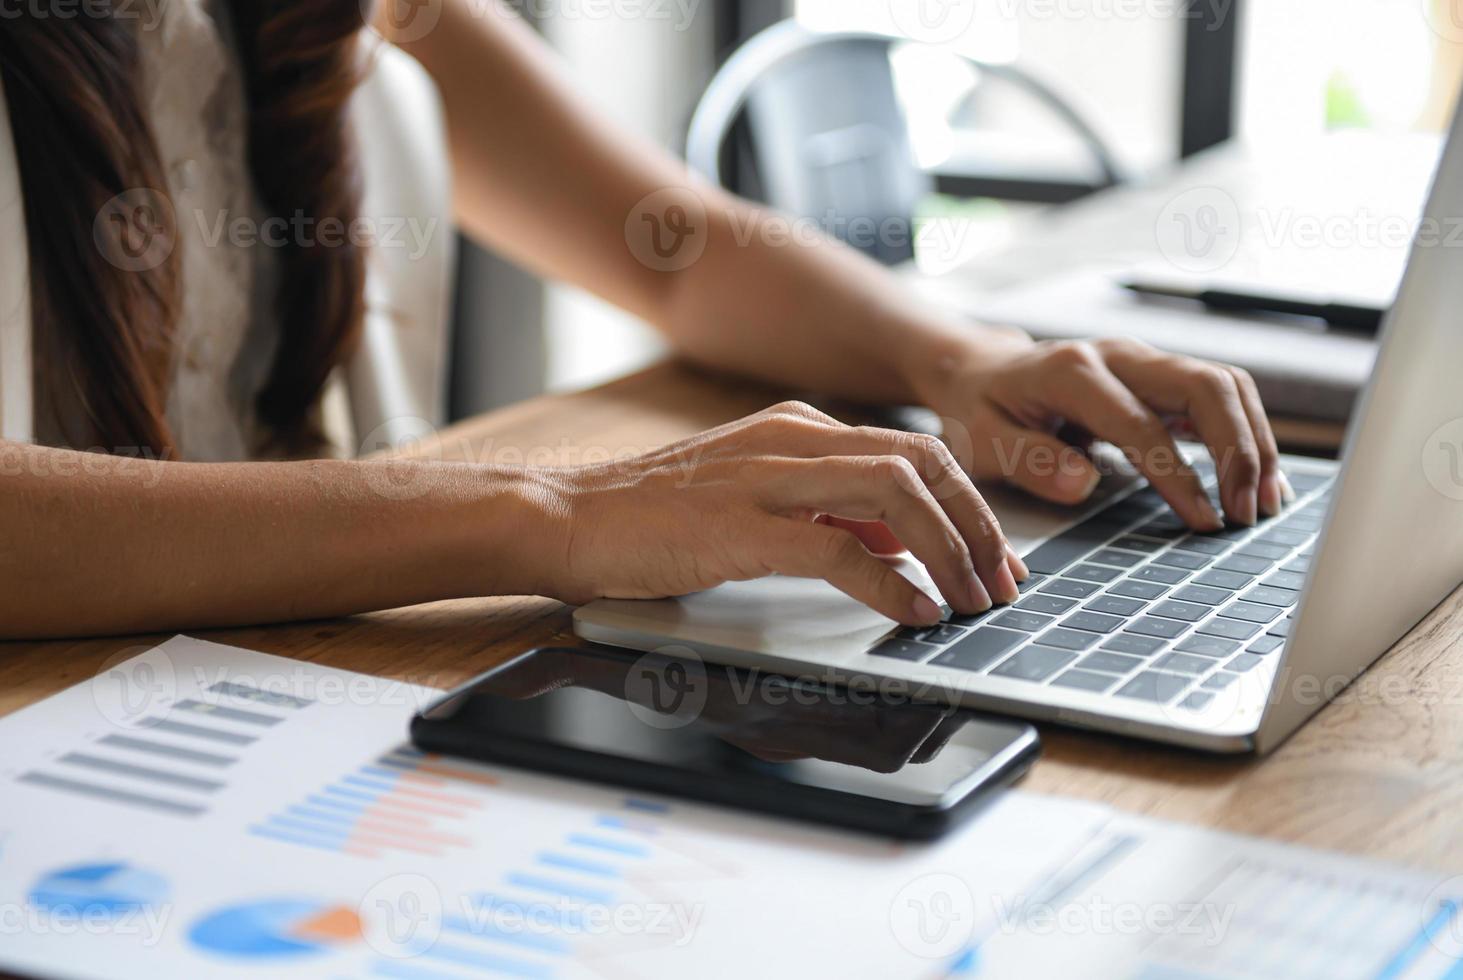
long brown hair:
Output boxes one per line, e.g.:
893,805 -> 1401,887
0,0 -> 368,456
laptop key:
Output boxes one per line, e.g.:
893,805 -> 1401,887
1103,634 -> 1167,656
1172,537 -> 1230,556
1086,595 -> 1146,617
1109,580 -> 1169,600
1051,669 -> 1121,693
1194,569 -> 1254,590
1115,671 -> 1191,703
1017,594 -> 1078,616
1113,535 -> 1166,554
1127,616 -> 1188,639
1267,618 -> 1294,638
1237,541 -> 1290,561
1199,618 -> 1260,641
992,611 -> 1056,633
1152,550 -> 1210,571
1179,691 -> 1215,711
1133,565 -> 1188,585
1216,555 -> 1272,575
931,627 -> 1028,672
1066,564 -> 1123,584
1172,584 -> 1232,606
1281,557 -> 1310,574
870,639 -> 938,662
1202,672 -> 1239,691
1021,516 -> 1128,575
1264,570 -> 1306,591
1079,651 -> 1145,675
1064,611 -> 1126,634
1151,600 -> 1211,623
922,624 -> 971,645
1090,548 -> 1146,569
1247,635 -> 1285,655
1153,652 -> 1216,676
1136,517 -> 1187,539
1259,528 -> 1312,548
990,645 -> 1077,682
947,608 -> 994,627
1040,578 -> 1103,599
1016,574 -> 1046,594
1227,653 -> 1264,672
1243,585 -> 1299,608
1039,628 -> 1103,652
1176,635 -> 1241,657
1222,601 -> 1282,624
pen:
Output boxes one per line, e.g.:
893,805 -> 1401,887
1121,280 -> 1384,334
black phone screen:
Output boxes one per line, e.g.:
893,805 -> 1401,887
411,646 -> 1039,837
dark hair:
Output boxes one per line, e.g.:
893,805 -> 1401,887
0,1 -> 367,455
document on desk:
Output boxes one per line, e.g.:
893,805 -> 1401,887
1,636 -> 1460,980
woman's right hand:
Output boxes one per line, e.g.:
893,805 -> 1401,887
528,401 -> 1026,627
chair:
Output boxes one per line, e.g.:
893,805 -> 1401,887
687,21 -> 1126,265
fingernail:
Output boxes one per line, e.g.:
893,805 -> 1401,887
968,576 -> 993,612
1279,472 -> 1297,503
1054,463 -> 1100,502
912,594 -> 944,625
1193,492 -> 1224,531
992,564 -> 1020,605
1259,474 -> 1283,517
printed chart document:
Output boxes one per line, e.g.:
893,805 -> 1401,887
1,636 -> 1461,980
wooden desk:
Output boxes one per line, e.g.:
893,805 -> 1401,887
4,362 -> 1458,872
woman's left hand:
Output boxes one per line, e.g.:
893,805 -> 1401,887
913,328 -> 1290,530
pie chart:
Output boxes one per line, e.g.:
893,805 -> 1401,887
29,862 -> 168,917
188,898 -> 362,959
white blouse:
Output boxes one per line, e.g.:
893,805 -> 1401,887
0,3 -> 456,460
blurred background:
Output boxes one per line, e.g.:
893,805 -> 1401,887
449,0 -> 1463,423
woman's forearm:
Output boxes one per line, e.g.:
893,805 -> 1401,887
656,197 -> 980,407
0,443 -> 563,639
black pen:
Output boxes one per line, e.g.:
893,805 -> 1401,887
1121,279 -> 1384,334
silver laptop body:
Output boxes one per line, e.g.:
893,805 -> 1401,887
575,101 -> 1463,754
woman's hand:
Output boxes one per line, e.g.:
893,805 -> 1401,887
912,329 -> 1291,531
531,401 -> 1028,627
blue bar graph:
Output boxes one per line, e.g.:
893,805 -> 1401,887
505,873 -> 613,905
536,853 -> 620,878
567,833 -> 649,857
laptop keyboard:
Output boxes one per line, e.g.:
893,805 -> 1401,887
869,463 -> 1335,713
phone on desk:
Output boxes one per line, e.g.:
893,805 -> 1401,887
411,646 -> 1040,839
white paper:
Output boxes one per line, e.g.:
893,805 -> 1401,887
3,636 -> 1459,980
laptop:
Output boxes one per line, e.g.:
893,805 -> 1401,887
574,104 -> 1463,754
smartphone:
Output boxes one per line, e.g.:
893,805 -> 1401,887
411,646 -> 1039,840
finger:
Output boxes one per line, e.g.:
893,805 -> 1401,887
817,516 -> 904,556
756,456 -> 994,614
761,518 -> 944,626
764,422 -> 1017,602
1007,542 -> 1029,582
1226,366 -> 1287,516
1039,348 -> 1222,530
972,415 -> 1100,507
1098,343 -> 1262,525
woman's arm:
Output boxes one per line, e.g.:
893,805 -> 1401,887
387,1 -> 1288,529
0,443 -> 557,638
0,404 -> 1024,639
